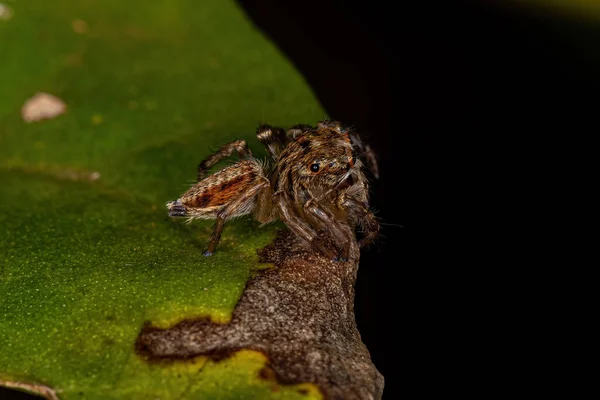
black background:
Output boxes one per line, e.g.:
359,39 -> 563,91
2,1 -> 598,399
237,0 -> 598,398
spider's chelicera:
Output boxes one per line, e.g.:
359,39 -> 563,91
166,120 -> 380,261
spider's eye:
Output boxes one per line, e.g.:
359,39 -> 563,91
310,163 -> 320,172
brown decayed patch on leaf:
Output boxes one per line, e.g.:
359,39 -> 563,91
136,229 -> 384,400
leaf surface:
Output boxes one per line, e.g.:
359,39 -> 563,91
0,1 -> 323,398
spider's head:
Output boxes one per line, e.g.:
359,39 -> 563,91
294,125 -> 358,187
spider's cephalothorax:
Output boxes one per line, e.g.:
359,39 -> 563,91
166,121 -> 379,260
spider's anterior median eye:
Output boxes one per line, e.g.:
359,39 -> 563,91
310,163 -> 320,172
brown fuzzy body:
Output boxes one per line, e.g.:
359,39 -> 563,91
167,121 -> 379,259
178,160 -> 267,220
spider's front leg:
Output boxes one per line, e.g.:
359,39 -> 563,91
197,139 -> 253,181
274,194 -> 339,260
286,124 -> 312,140
256,124 -> 287,160
344,198 -> 380,248
348,132 -> 379,179
303,199 -> 352,262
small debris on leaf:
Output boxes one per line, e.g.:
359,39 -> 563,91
21,93 -> 67,123
72,19 -> 89,34
91,114 -> 103,125
0,3 -> 13,21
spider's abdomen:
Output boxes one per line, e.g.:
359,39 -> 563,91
172,159 -> 264,219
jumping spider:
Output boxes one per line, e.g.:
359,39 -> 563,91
166,120 -> 379,261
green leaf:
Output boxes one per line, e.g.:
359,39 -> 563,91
0,0 -> 324,398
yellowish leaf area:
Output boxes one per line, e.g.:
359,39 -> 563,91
2,350 -> 322,400
119,350 -> 322,400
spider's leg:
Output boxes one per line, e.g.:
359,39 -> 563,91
317,120 -> 343,132
357,211 -> 379,248
345,198 -> 380,248
256,124 -> 287,160
275,194 -> 338,260
205,217 -> 224,256
303,200 -> 352,261
348,131 -> 379,179
286,124 -> 312,140
204,177 -> 269,256
198,140 -> 253,182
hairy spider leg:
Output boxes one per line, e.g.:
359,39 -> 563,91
303,199 -> 352,261
256,124 -> 287,160
348,132 -> 379,179
197,139 -> 253,182
274,192 -> 339,260
205,177 -> 270,256
344,198 -> 380,248
286,124 -> 313,140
